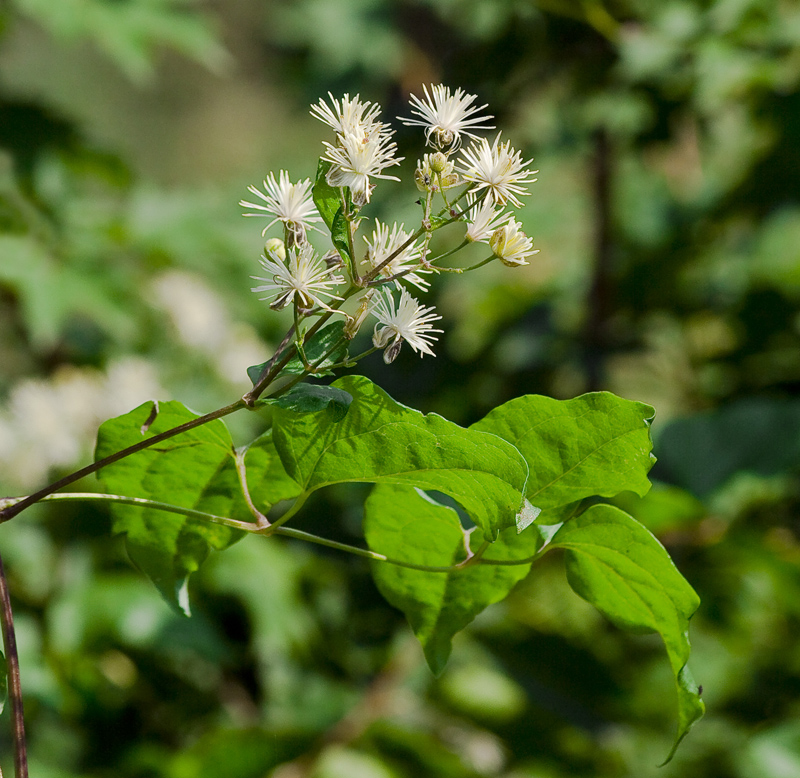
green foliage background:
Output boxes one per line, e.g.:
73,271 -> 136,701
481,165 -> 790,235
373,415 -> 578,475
1,0 -> 800,775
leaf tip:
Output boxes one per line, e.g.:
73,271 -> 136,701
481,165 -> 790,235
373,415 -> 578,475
423,641 -> 452,677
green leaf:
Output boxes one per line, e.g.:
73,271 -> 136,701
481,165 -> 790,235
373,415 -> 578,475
0,235 -> 134,347
312,158 -> 353,265
266,384 -> 352,418
272,375 -> 533,540
331,207 -> 353,265
548,504 -> 704,762
471,392 -> 655,519
364,484 -> 543,674
247,321 -> 350,385
240,430 -> 304,509
312,158 -> 340,231
95,401 -> 294,613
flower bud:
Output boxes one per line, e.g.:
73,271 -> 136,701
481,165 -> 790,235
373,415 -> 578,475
344,292 -> 373,339
489,226 -> 507,257
430,151 -> 448,173
489,221 -> 536,267
440,173 -> 460,189
264,237 -> 286,262
382,339 -> 403,364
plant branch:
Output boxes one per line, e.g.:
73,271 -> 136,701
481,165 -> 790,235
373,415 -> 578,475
3,492 -> 261,532
0,399 -> 247,525
0,551 -> 28,778
2,493 -> 540,571
243,325 -> 297,405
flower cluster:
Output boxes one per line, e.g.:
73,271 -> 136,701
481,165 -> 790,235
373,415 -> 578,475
240,85 -> 537,369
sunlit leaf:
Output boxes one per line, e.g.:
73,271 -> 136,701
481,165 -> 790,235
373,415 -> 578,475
548,504 -> 704,762
472,392 -> 655,520
95,401 -> 296,614
364,484 -> 542,674
272,375 -> 532,540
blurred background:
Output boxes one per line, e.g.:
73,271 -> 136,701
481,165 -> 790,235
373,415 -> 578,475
2,0 -> 800,776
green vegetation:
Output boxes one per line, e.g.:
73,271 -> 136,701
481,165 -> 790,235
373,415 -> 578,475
1,1 -> 800,776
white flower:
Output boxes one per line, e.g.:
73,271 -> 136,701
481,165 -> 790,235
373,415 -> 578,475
310,92 -> 386,142
489,220 -> 538,267
364,221 -> 431,291
251,243 -> 344,311
322,130 -> 403,205
414,153 -> 460,192
464,196 -> 512,243
458,133 -> 538,208
400,84 -> 494,150
240,171 -> 322,244
371,288 -> 443,362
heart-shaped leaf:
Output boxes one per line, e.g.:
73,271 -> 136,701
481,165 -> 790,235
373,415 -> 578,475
271,375 -> 533,540
95,401 -> 298,613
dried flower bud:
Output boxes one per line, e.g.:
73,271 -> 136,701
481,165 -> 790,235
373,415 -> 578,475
382,338 -> 403,364
322,249 -> 344,270
489,226 -> 507,256
264,237 -> 287,262
286,222 -> 307,249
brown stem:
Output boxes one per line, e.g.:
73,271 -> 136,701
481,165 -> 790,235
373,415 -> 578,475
248,325 -> 296,393
0,551 -> 28,778
0,399 -> 246,524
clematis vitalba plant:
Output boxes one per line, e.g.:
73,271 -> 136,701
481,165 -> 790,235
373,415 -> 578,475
0,85 -> 704,774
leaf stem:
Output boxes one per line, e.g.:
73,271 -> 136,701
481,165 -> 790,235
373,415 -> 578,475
4,492 -> 539,571
2,492 -> 260,531
0,551 -> 28,778
243,326 -> 297,405
0,399 -> 247,525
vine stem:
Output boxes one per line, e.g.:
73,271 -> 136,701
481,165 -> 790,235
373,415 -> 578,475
0,399 -> 246,525
4,493 -> 542,572
0,551 -> 28,778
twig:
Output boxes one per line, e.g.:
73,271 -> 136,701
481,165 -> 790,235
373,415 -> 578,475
0,399 -> 247,524
0,551 -> 28,778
